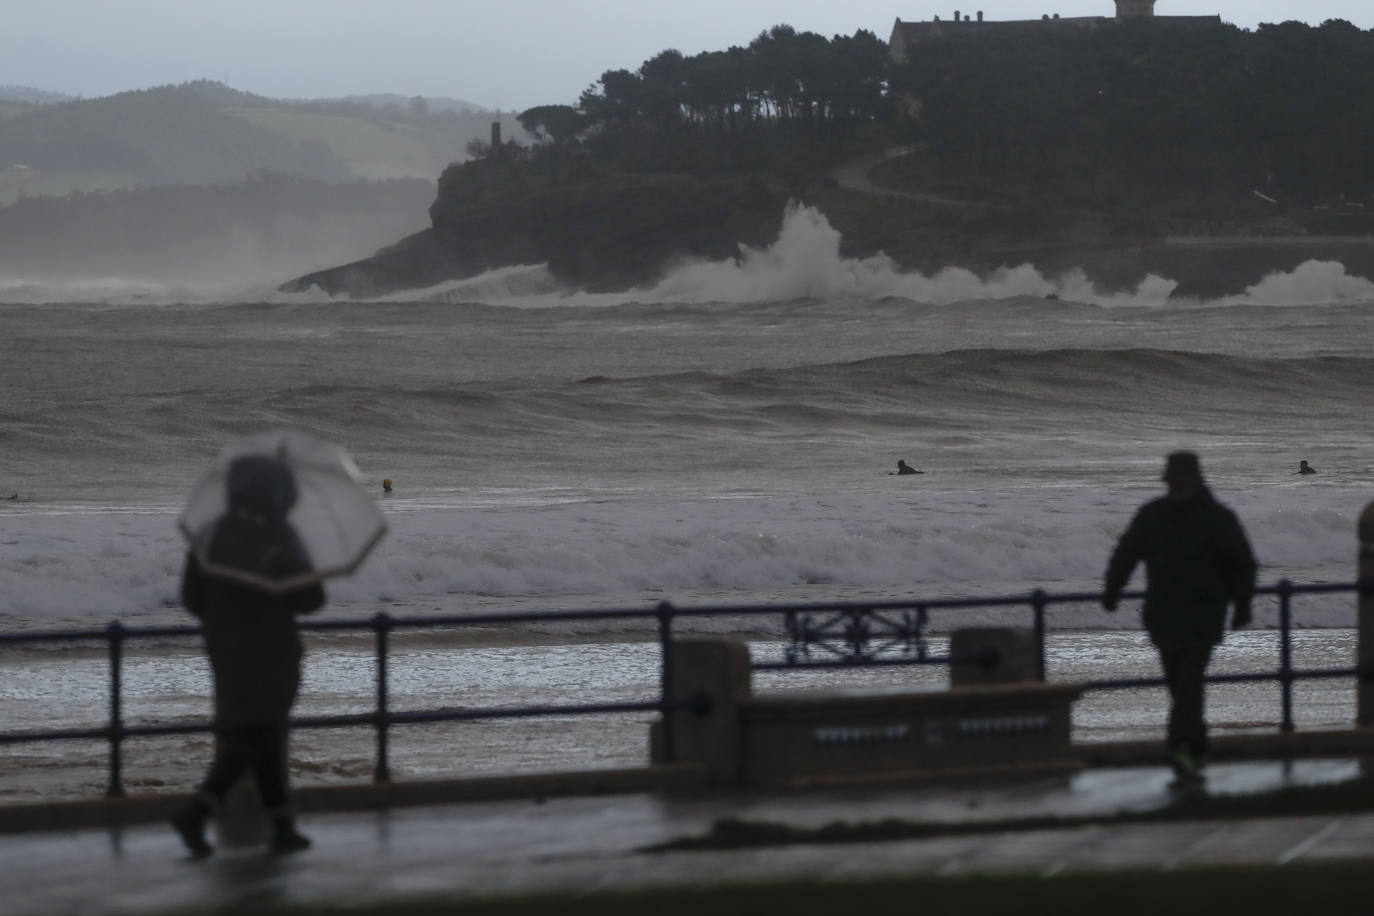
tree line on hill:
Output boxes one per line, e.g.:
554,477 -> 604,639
463,18 -> 1374,222
897,18 -> 1374,215
513,25 -> 889,176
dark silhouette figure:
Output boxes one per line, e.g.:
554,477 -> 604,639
895,460 -> 923,475
170,455 -> 324,858
1296,460 -> 1316,475
1101,451 -> 1256,786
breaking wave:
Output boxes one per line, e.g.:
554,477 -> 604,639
9,203 -> 1371,309
394,203 -> 1373,309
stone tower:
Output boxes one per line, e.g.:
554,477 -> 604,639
1115,0 -> 1156,16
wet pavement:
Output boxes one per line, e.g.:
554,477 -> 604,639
3,760 -> 1371,915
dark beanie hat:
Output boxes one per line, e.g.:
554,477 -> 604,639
1162,450 -> 1203,483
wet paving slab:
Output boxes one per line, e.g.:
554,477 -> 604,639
2,759 -> 1371,915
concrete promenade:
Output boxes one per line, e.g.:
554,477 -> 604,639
2,759 -> 1371,915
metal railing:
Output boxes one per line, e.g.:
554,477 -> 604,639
0,578 -> 1367,798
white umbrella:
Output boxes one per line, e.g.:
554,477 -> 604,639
179,430 -> 386,593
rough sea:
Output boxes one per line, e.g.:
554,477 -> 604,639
3,204 -> 1372,801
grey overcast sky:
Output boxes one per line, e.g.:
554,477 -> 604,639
3,2 -> 1370,112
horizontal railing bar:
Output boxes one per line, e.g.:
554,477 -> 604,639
12,660 -> 1358,744
1269,580 -> 1373,596
13,666 -> 1359,746
10,665 -> 1360,745
0,697 -> 695,746
1084,667 -> 1361,691
0,625 -> 203,645
0,727 -> 112,744
301,607 -> 671,631
0,629 -> 116,644
3,578 -> 1366,647
1286,666 -> 1363,679
380,700 -> 667,725
753,654 -> 958,671
0,590 -> 1159,645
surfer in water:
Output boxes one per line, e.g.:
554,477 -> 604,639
895,460 -> 923,476
1296,461 -> 1316,475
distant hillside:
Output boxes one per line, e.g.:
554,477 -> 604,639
0,85 -> 73,105
0,81 -> 520,203
0,85 -> 71,120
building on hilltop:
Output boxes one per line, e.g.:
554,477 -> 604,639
889,5 -> 1221,61
1114,1 -> 1155,16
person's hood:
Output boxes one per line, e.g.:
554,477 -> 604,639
226,455 -> 297,522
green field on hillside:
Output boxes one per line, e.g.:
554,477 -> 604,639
227,107 -> 461,181
0,102 -> 31,119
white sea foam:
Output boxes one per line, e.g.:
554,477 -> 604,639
1232,259 -> 1374,305
1,483 -> 1363,632
5,204 -> 1371,310
399,264 -> 565,304
630,204 -> 1180,307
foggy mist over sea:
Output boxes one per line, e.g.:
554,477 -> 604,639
0,178 -> 436,297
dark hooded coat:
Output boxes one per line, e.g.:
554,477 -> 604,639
181,456 -> 325,727
1103,486 -> 1257,648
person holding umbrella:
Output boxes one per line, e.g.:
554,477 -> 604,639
170,432 -> 386,858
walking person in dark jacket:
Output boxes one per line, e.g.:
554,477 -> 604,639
1101,451 -> 1257,785
170,455 -> 324,857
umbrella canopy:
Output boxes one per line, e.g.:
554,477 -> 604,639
179,430 -> 386,593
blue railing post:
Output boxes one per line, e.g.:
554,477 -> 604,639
1278,579 -> 1295,733
1031,589 -> 1048,681
105,621 -> 125,798
657,600 -> 676,764
372,612 -> 393,783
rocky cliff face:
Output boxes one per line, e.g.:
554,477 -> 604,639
282,173 -> 787,297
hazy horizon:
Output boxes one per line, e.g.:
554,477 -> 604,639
3,1 -> 1371,113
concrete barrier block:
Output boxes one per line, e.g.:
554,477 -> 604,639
950,627 -> 1038,686
649,638 -> 751,783
739,683 -> 1082,787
